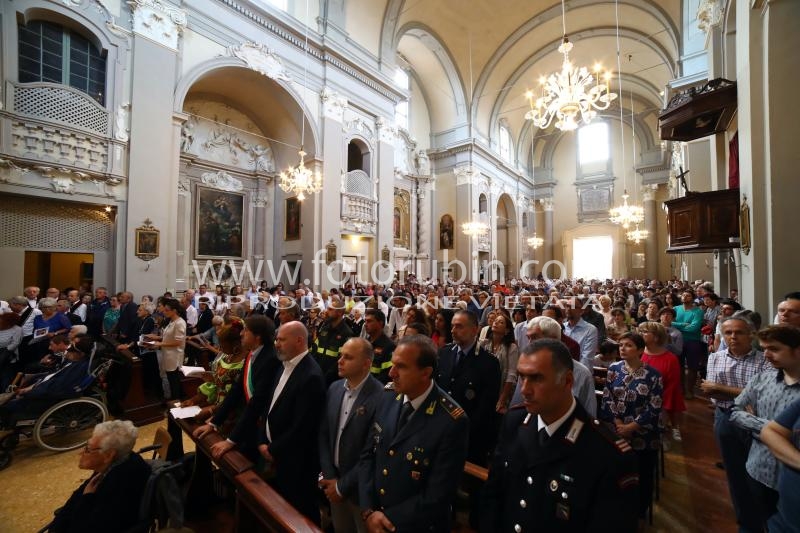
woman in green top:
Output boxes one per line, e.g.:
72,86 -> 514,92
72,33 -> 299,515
102,295 -> 121,334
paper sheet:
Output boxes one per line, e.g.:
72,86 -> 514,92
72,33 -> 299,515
169,405 -> 202,419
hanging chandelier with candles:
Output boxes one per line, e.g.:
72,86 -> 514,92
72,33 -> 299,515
278,149 -> 322,201
524,0 -> 616,132
627,223 -> 649,244
278,0 -> 322,201
462,217 -> 489,237
527,232 -> 544,249
609,191 -> 644,229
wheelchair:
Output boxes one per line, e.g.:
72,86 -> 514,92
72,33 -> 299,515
0,357 -> 115,470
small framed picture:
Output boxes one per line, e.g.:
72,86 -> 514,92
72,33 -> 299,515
285,197 -> 301,241
135,228 -> 160,257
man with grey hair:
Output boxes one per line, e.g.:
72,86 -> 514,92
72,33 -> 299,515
319,337 -> 383,533
47,420 -> 150,532
509,316 -> 597,417
482,338 -> 638,532
23,286 -> 39,308
702,315 -> 770,532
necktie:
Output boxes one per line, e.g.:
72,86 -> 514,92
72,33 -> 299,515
455,349 -> 465,367
397,402 -> 414,432
538,427 -> 550,447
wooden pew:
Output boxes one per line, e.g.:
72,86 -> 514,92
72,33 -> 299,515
100,335 -> 164,425
176,417 -> 322,533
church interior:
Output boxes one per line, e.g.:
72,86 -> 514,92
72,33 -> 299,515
1,0 -> 799,532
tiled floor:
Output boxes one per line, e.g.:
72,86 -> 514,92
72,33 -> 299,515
0,396 -> 738,533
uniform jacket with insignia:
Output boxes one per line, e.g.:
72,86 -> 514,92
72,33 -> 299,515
312,318 -> 355,385
369,334 -> 396,384
359,383 -> 469,533
480,402 -> 639,533
436,342 -> 501,464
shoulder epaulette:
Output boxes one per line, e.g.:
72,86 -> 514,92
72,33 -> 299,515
588,418 -> 633,454
438,396 -> 465,419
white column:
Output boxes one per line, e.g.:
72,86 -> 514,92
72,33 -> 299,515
642,185 -> 658,279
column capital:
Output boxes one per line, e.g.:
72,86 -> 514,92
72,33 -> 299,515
641,184 -> 658,202
128,0 -> 187,51
321,87 -> 348,122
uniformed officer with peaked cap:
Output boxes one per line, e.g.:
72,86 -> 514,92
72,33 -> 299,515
481,338 -> 639,533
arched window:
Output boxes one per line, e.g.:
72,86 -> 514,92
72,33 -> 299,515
18,20 -> 107,104
578,122 -> 609,164
394,67 -> 410,131
347,140 -> 371,175
498,123 -> 512,162
478,194 -> 488,214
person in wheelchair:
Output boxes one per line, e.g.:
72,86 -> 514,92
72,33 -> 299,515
45,420 -> 151,533
0,335 -> 93,426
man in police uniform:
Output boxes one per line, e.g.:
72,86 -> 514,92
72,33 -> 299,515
436,309 -> 501,465
364,309 -> 395,384
481,338 -> 639,533
313,295 -> 355,385
359,335 -> 469,533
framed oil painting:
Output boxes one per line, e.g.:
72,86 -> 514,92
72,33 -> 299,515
196,187 -> 245,258
285,197 -> 301,241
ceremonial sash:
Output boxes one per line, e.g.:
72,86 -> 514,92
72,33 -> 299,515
243,350 -> 255,402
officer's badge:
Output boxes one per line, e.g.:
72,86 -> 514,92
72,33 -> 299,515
464,389 -> 476,401
406,452 -> 413,461
356,405 -> 366,416
549,479 -> 559,492
411,471 -> 421,480
425,401 -> 436,415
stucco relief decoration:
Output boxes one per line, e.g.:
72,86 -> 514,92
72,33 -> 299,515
178,177 -> 190,193
415,150 -> 431,176
376,117 -> 396,145
201,170 -> 243,192
697,0 -> 722,34
346,117 -> 375,146
0,157 -> 27,183
196,120 -> 275,172
114,103 -> 130,142
228,43 -> 292,82
128,0 -> 187,50
251,190 -> 268,208
321,87 -> 348,121
454,165 -> 480,186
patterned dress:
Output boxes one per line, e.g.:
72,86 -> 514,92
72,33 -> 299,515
198,352 -> 244,406
600,361 -> 664,450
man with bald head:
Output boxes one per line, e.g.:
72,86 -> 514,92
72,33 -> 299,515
258,321 -> 326,524
319,337 -> 383,533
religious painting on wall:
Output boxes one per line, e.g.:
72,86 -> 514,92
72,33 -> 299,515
285,197 -> 301,241
195,187 -> 245,258
393,188 -> 410,248
440,214 -> 454,249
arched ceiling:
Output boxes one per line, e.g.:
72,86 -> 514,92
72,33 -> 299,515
346,0 -> 681,147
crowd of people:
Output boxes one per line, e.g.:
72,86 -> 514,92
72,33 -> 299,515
2,277 -> 799,532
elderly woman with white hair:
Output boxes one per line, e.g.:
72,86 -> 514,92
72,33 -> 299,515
46,420 -> 151,533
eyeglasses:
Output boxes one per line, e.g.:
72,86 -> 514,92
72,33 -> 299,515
82,445 -> 103,454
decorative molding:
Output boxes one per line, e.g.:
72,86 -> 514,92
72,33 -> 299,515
114,103 -> 130,142
251,190 -> 268,208
697,0 -> 723,34
454,164 -> 480,186
193,116 -> 275,172
10,121 -> 109,172
178,177 -> 190,192
376,117 -> 396,144
543,198 -> 555,212
201,170 -> 243,192
345,116 -> 376,146
321,87 -> 348,121
641,184 -> 658,202
227,42 -> 293,82
127,0 -> 187,50
0,155 -> 120,196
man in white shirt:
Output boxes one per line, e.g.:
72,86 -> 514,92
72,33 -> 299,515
257,321 -> 326,524
23,286 -> 40,308
193,284 -> 215,309
66,290 -> 87,323
182,293 -> 198,334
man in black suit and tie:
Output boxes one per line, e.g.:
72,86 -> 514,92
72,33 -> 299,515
319,337 -> 383,533
113,292 -> 139,343
436,309 -> 501,466
193,315 -> 279,461
258,321 -> 326,525
359,335 -> 469,533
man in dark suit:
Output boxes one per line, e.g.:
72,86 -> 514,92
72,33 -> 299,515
359,335 -> 469,533
258,321 -> 327,525
193,315 -> 279,461
481,338 -> 639,533
113,292 -> 139,343
319,337 -> 383,533
436,309 -> 501,465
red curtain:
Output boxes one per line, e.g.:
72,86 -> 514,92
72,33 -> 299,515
729,132 -> 739,188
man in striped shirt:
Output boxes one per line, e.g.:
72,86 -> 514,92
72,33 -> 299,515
701,316 -> 770,533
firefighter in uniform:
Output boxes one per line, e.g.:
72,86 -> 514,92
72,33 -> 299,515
481,338 -> 639,533
313,296 -> 355,385
364,309 -> 396,384
359,335 -> 469,533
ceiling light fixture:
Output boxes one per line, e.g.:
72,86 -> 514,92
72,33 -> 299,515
524,0 -> 616,131
462,212 -> 489,237
278,0 -> 322,201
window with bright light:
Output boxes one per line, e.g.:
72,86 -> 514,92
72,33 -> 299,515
578,122 -> 609,165
498,124 -> 512,162
572,236 -> 613,280
393,67 -> 410,131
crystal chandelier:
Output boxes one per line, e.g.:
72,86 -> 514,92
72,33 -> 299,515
609,192 -> 643,229
524,0 -> 616,132
279,0 -> 322,201
527,232 -> 544,249
278,150 -> 322,201
462,217 -> 489,237
627,223 -> 649,244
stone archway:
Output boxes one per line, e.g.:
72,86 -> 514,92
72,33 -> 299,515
495,193 -> 518,279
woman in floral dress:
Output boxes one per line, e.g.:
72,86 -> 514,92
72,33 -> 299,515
599,332 -> 663,525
